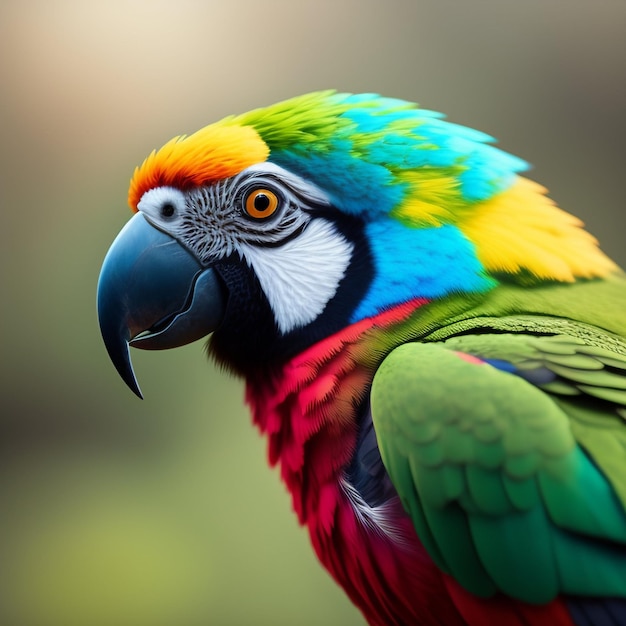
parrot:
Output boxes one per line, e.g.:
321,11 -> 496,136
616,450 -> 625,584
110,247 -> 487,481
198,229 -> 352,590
97,91 -> 626,626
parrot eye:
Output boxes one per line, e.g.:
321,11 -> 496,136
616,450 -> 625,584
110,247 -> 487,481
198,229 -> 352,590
244,188 -> 280,220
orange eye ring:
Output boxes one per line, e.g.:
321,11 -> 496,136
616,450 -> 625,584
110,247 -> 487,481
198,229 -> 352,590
244,188 -> 279,219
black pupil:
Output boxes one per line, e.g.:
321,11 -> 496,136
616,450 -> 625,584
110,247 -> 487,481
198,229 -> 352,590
161,202 -> 175,218
254,193 -> 271,212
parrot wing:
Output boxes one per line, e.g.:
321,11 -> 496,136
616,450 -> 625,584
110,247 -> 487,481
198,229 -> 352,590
370,332 -> 626,605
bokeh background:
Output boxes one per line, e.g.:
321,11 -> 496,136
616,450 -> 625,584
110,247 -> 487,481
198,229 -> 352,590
1,1 -> 624,625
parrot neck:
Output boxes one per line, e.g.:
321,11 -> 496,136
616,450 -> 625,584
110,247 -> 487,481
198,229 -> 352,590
244,297 -> 430,521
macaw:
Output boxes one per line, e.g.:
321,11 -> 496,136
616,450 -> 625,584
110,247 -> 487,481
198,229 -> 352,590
97,91 -> 626,626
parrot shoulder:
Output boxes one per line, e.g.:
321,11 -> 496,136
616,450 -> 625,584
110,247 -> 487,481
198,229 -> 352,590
370,332 -> 626,605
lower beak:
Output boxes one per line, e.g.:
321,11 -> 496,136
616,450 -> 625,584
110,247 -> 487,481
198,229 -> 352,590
97,212 -> 225,398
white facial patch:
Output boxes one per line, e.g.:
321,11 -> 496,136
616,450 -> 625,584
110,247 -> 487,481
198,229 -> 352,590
240,218 -> 353,334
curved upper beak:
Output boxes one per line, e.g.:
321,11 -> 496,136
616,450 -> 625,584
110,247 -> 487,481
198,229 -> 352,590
97,212 -> 225,398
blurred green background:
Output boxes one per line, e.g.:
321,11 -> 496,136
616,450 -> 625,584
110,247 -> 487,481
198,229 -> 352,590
0,1 -> 624,625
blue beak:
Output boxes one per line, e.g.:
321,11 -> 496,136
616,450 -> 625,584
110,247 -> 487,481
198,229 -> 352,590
97,213 -> 225,398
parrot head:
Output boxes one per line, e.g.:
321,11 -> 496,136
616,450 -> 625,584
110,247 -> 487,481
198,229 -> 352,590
97,91 -> 615,396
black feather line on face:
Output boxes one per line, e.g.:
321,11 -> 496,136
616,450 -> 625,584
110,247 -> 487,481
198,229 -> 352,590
251,222 -> 308,249
208,212 -> 374,378
208,259 -> 280,376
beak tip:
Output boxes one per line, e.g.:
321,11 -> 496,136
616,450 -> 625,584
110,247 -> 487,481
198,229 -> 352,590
97,304 -> 144,399
121,363 -> 144,399
104,337 -> 145,399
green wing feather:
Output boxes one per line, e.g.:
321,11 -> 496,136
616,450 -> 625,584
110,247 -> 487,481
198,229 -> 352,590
370,331 -> 626,604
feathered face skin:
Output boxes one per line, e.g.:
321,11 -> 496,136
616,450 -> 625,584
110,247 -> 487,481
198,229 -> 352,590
97,92 -> 625,626
145,162 -> 374,375
99,159 -> 374,388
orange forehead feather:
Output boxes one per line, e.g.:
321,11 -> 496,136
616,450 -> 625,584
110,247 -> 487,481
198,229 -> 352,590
128,122 -> 269,210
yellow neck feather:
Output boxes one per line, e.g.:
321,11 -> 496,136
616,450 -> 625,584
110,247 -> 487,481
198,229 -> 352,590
458,177 -> 617,282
